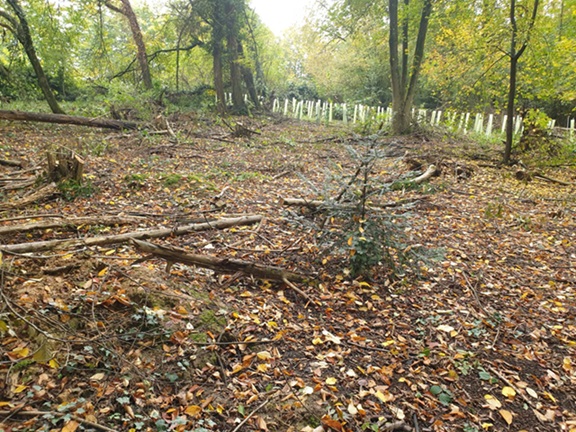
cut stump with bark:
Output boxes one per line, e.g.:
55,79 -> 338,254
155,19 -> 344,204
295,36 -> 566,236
47,149 -> 85,183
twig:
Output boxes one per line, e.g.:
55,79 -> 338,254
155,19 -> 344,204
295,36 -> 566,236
376,419 -> 412,431
413,412 -> 420,432
0,213 -> 63,223
272,170 -> 293,180
188,339 -> 277,346
230,399 -> 270,432
485,364 -> 536,409
282,277 -> 317,305
0,410 -> 119,432
345,340 -> 389,353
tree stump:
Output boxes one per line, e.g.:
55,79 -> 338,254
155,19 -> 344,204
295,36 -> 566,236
46,149 -> 84,183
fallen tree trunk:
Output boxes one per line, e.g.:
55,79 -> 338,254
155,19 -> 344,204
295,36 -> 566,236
0,214 -> 146,236
131,238 -> 309,283
0,110 -> 140,130
0,215 -> 262,254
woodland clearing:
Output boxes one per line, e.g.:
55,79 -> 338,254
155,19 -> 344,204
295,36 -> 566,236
0,115 -> 574,432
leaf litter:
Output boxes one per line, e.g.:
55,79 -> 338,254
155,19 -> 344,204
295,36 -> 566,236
0,116 -> 574,432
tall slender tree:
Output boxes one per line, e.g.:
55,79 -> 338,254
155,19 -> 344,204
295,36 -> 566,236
503,0 -> 540,165
103,0 -> 152,90
388,0 -> 433,135
1,0 -> 65,113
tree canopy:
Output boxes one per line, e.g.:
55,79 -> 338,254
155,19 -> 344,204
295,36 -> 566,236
0,0 -> 573,122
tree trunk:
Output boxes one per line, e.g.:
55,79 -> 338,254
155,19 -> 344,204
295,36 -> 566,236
238,42 -> 260,109
5,0 -> 65,114
503,0 -> 539,165
104,0 -> 152,90
212,2 -> 226,113
0,109 -> 139,130
388,0 -> 432,135
225,0 -> 247,114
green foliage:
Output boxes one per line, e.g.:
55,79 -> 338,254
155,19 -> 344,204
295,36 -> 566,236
162,173 -> 183,187
429,385 -> 453,406
58,179 -> 96,201
293,138 -> 437,278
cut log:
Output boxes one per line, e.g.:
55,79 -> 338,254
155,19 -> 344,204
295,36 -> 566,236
0,109 -> 140,130
0,215 -> 262,254
131,238 -> 309,283
0,215 -> 146,236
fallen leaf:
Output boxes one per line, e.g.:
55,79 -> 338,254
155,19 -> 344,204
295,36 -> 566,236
437,324 -> 455,333
526,387 -> 538,398
499,409 -> 513,425
390,405 -> 405,420
90,373 -> 105,381
502,386 -> 516,398
484,394 -> 502,409
61,420 -> 80,432
325,377 -> 337,385
257,351 -> 272,360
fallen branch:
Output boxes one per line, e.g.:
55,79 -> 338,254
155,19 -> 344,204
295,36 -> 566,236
0,178 -> 35,191
0,214 -> 145,235
0,213 -> 63,223
0,183 -> 59,210
0,215 -> 262,254
282,197 -> 419,211
131,238 -> 310,284
0,158 -> 23,168
230,399 -> 270,432
515,170 -> 574,186
0,109 -> 140,130
0,410 -> 118,432
408,164 -> 437,184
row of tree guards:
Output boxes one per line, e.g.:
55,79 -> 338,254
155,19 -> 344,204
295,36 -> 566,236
227,94 -> 575,138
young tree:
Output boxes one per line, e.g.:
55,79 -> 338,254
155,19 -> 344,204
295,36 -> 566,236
1,0 -> 65,113
503,0 -> 539,165
388,0 -> 433,135
103,0 -> 153,90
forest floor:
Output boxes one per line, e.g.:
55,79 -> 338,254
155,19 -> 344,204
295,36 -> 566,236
0,114 -> 575,432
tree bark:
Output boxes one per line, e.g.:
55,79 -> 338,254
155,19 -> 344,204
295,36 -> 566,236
0,110 -> 140,130
104,0 -> 152,90
4,0 -> 65,114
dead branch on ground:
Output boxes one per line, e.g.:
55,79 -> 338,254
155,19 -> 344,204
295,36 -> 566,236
0,215 -> 262,254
